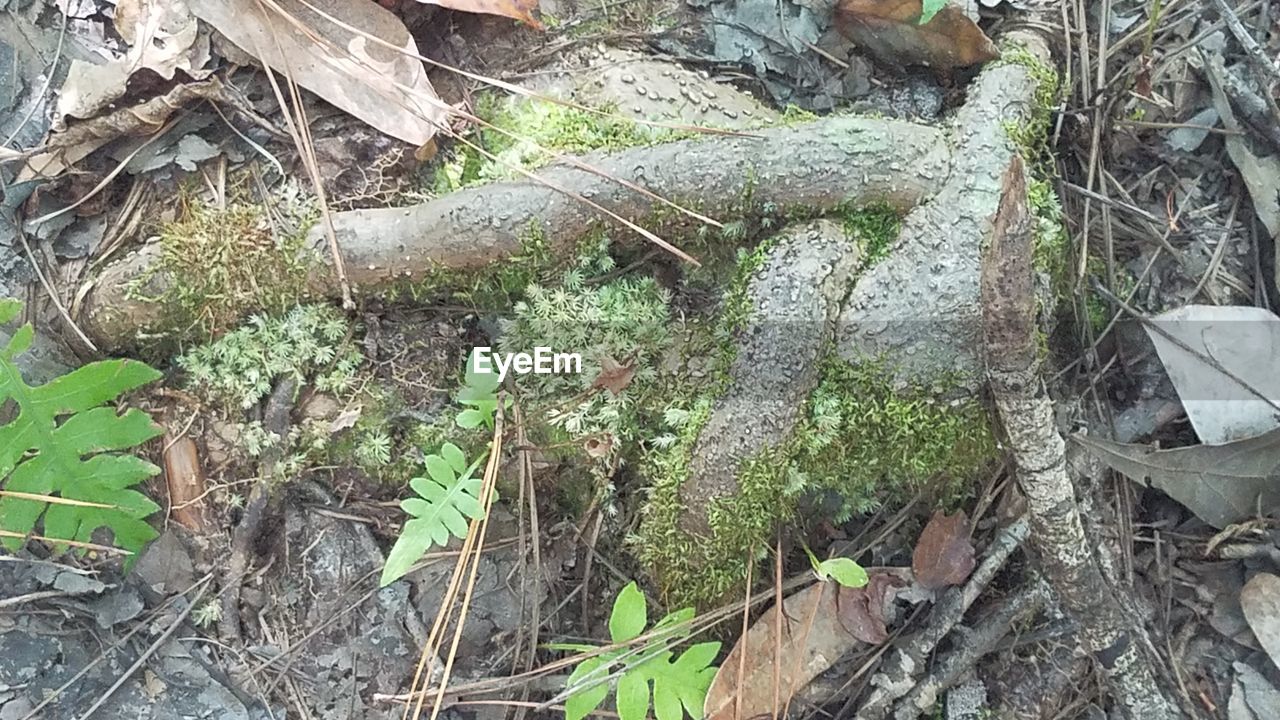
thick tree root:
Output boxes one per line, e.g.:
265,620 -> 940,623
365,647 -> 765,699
80,116 -> 947,349
678,219 -> 860,535
981,156 -> 1179,720
670,31 -> 1053,557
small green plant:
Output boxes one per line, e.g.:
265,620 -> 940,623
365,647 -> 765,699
0,299 -> 163,558
456,350 -> 505,429
178,304 -> 361,410
500,276 -> 671,443
803,546 -> 869,588
379,442 -> 486,586
561,582 -> 720,720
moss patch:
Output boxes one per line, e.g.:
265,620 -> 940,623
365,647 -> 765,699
433,96 -> 682,193
129,188 -> 318,348
638,349 -> 997,607
840,202 -> 903,268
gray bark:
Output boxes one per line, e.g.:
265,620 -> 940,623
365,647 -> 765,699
80,116 -> 947,350
981,155 -> 1179,720
677,219 -> 861,535
837,31 -> 1053,390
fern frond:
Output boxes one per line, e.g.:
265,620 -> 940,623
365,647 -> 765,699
380,442 -> 487,586
0,299 -> 163,559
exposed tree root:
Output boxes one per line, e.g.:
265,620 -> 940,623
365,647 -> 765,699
80,116 -> 947,349
981,156 -> 1179,720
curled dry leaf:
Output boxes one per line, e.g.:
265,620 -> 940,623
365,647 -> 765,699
835,572 -> 907,643
1241,573 -> 1280,672
415,0 -> 543,28
56,0 -> 212,123
835,0 -> 1000,69
192,0 -> 445,146
703,572 -> 905,720
912,510 -> 976,590
584,434 -> 613,459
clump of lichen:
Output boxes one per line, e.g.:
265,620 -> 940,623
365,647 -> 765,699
500,239 -> 674,461
131,182 -> 319,346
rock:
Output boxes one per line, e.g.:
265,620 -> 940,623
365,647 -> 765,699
0,559 -> 261,719
409,506 -> 545,675
281,482 -> 431,720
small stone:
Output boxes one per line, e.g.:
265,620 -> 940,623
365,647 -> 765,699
621,73 -> 636,84
702,89 -> 717,99
636,86 -> 648,96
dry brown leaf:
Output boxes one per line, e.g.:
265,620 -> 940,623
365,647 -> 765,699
835,572 -> 906,643
584,434 -> 613,459
56,0 -> 212,122
22,80 -> 225,181
415,0 -> 542,28
162,432 -> 211,533
704,573 -> 904,720
591,355 -> 636,396
911,510 -> 976,590
1242,573 -> 1280,671
1074,429 -> 1280,530
835,0 -> 999,69
193,0 -> 445,146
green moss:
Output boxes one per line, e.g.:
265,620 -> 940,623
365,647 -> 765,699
840,202 -> 904,268
638,349 -> 997,607
434,96 -> 682,193
129,189 -> 318,348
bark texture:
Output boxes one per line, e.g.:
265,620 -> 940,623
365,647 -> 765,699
80,116 -> 947,349
981,156 -> 1178,720
677,219 -> 860,535
837,31 -> 1053,389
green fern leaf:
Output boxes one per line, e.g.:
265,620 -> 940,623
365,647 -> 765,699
0,300 -> 163,558
456,351 -> 504,429
380,442 -> 486,585
564,583 -> 719,720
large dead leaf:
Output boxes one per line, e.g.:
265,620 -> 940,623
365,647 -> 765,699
1145,305 -> 1280,444
912,510 -> 975,590
704,573 -> 904,720
835,0 -> 999,69
55,0 -> 212,122
1074,429 -> 1280,529
1242,573 -> 1280,672
193,0 -> 445,145
415,0 -> 542,28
